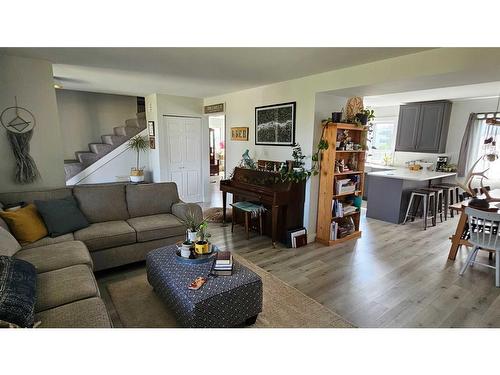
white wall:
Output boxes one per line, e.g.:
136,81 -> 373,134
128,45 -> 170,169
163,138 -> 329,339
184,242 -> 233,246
0,55 -> 65,192
56,89 -> 137,160
204,48 -> 500,239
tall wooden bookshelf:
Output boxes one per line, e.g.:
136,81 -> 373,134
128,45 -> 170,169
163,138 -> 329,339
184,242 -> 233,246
316,123 -> 367,245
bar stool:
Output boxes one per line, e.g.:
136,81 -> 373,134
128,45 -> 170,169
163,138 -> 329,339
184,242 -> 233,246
433,183 -> 460,218
421,187 -> 444,224
230,201 -> 266,240
403,189 -> 436,230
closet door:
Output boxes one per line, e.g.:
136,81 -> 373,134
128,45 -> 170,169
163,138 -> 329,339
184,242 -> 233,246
164,116 -> 203,203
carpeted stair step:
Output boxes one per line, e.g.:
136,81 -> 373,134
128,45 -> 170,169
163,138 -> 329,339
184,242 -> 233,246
101,134 -> 128,146
75,151 -> 100,166
113,126 -> 141,137
125,118 -> 139,128
89,143 -> 114,155
64,160 -> 84,181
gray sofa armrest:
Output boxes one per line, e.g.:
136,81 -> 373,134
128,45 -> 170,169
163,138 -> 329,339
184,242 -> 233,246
171,202 -> 203,223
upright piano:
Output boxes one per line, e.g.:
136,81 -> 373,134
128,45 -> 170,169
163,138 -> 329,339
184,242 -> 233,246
220,167 -> 305,247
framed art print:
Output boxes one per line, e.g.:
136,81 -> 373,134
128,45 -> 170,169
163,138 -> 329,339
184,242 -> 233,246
231,127 -> 249,141
255,102 -> 296,146
148,121 -> 155,136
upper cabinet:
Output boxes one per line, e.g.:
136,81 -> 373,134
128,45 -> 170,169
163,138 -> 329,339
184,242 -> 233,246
395,100 -> 451,153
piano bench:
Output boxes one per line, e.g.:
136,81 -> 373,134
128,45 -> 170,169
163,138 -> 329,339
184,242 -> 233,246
230,202 -> 266,240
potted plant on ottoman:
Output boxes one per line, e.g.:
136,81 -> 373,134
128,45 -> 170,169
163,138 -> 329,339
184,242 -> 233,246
179,210 -> 204,242
195,221 -> 211,255
127,135 -> 149,183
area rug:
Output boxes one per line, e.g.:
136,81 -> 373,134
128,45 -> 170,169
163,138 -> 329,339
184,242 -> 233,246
107,254 -> 354,328
203,206 -> 232,223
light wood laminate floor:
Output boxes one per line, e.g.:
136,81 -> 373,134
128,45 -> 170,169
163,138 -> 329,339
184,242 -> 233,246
208,209 -> 500,328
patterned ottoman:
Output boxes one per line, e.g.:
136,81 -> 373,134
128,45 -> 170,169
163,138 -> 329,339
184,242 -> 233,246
146,245 -> 263,328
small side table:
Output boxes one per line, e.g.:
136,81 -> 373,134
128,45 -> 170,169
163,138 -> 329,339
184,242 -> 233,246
230,201 -> 266,240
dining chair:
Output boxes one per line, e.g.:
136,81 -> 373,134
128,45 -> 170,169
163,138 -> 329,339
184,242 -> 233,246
459,207 -> 500,287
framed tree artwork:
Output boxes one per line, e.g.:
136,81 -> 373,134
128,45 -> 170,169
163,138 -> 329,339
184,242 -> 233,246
255,102 -> 296,146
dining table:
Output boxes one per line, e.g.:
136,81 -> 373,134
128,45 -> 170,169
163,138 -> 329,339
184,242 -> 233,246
447,188 -> 500,260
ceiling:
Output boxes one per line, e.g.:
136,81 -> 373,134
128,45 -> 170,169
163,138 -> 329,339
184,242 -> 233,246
363,81 -> 500,107
0,47 -> 429,98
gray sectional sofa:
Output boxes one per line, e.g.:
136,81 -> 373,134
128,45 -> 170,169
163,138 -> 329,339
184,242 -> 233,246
0,182 -> 202,328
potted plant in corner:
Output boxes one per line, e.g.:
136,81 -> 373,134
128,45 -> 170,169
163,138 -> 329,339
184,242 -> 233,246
127,135 -> 149,183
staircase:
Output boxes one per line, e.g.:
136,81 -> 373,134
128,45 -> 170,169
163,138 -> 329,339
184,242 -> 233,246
64,112 -> 146,181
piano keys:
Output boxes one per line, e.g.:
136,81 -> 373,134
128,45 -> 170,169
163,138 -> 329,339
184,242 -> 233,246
220,167 -> 305,247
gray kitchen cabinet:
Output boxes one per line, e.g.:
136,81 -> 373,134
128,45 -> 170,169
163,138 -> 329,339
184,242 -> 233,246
395,100 -> 451,153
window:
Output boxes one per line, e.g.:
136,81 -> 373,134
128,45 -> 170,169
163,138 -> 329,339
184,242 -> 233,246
470,114 -> 500,186
367,117 -> 397,164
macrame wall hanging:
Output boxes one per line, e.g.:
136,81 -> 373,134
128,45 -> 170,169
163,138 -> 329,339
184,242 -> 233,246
0,97 -> 40,184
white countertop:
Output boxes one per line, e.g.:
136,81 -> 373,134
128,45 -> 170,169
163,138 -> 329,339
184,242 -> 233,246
367,168 -> 456,181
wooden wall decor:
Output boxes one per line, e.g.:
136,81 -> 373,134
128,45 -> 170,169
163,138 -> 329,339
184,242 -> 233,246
204,103 -> 225,114
149,136 -> 156,149
231,127 -> 249,141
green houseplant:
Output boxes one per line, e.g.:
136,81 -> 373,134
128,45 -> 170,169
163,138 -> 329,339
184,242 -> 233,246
178,209 -> 206,242
127,135 -> 149,183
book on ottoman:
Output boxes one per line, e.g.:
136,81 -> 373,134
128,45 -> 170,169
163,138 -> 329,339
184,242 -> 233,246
213,251 -> 233,276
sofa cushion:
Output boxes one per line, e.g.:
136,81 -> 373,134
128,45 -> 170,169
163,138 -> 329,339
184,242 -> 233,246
35,297 -> 112,328
35,196 -> 89,237
0,227 -> 21,256
126,183 -> 180,218
73,184 -> 129,223
14,241 -> 92,274
74,221 -> 136,252
35,265 -> 99,313
127,214 -> 185,242
21,233 -> 75,250
0,204 -> 48,245
0,256 -> 37,327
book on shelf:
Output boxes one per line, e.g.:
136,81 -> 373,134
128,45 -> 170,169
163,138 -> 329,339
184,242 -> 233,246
332,199 -> 358,218
330,221 -> 338,241
335,175 -> 360,195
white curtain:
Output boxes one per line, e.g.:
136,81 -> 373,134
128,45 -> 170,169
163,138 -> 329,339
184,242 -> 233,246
471,117 -> 500,189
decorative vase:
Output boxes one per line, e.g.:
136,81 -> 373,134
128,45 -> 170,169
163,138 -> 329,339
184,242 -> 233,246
130,168 -> 144,183
187,230 -> 197,242
195,240 -> 209,255
356,113 -> 369,125
331,112 -> 343,123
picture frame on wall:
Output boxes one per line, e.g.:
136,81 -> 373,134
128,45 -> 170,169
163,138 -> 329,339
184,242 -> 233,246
149,136 -> 155,149
231,127 -> 249,141
255,102 -> 296,146
148,121 -> 155,136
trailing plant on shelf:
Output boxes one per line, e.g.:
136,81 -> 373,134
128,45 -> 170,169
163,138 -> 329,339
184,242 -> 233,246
127,135 -> 149,182
355,109 -> 375,125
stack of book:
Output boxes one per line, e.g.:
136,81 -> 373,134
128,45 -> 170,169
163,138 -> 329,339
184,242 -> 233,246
213,251 -> 233,276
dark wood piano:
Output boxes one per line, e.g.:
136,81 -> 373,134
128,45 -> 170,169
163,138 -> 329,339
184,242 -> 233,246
220,167 -> 305,247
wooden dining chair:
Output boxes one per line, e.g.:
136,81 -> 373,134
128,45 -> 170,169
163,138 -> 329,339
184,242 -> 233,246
459,207 -> 500,287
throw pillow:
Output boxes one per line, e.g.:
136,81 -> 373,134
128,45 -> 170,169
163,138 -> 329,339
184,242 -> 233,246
0,256 -> 37,328
0,204 -> 48,245
0,227 -> 21,256
35,196 -> 89,237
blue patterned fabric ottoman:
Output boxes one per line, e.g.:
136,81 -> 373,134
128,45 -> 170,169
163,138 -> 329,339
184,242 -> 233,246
146,245 -> 262,328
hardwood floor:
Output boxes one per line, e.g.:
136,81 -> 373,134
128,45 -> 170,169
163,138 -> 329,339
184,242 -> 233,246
208,209 -> 500,328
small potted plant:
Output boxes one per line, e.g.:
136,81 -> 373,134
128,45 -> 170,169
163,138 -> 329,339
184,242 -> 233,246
178,209 -> 203,242
355,109 -> 375,125
195,222 -> 211,255
127,135 -> 149,183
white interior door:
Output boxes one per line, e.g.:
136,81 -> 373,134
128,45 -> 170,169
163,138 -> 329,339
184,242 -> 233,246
165,116 -> 203,203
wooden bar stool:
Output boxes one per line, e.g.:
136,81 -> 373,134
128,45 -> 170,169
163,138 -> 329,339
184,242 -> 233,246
433,183 -> 460,218
403,189 -> 436,230
230,201 -> 266,240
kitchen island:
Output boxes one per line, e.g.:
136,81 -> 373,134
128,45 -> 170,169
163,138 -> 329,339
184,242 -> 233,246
366,168 -> 456,224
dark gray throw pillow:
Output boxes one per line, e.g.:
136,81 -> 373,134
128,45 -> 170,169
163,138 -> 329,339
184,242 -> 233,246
35,196 -> 89,237
0,256 -> 37,327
